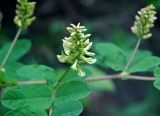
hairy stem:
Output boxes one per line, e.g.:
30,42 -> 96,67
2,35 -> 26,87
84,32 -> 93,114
123,39 -> 141,71
0,28 -> 22,69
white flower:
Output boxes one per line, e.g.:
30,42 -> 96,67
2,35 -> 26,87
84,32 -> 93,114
57,23 -> 96,76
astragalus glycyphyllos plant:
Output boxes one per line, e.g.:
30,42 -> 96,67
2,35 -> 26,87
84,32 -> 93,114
0,1 -> 160,116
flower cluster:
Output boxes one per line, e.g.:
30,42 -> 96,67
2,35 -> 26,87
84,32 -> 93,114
131,5 -> 157,39
57,23 -> 96,76
14,0 -> 36,29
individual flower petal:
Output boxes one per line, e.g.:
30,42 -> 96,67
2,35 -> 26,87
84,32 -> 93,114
57,53 -> 68,63
84,42 -> 92,51
84,34 -> 91,39
81,56 -> 97,64
143,33 -> 152,39
84,39 -> 90,45
71,60 -> 78,70
67,27 -> 74,33
78,67 -> 85,77
63,39 -> 72,55
85,51 -> 95,56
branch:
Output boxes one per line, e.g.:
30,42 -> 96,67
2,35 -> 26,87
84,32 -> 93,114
16,80 -> 47,85
86,74 -> 156,82
123,39 -> 141,71
16,74 -> 156,85
0,28 -> 22,69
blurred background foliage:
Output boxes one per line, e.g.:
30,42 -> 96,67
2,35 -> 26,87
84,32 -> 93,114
0,0 -> 160,116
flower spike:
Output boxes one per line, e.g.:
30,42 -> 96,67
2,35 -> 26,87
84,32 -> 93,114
57,23 -> 96,76
131,5 -> 157,39
14,0 -> 36,29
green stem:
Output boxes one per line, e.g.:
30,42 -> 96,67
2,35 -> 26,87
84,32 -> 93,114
48,68 -> 70,116
0,28 -> 22,69
123,39 -> 141,72
57,68 -> 70,84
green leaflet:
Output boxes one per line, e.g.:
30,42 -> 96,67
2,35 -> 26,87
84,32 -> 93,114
55,81 -> 91,102
153,67 -> 160,91
125,49 -> 152,66
16,64 -> 57,85
1,85 -> 52,110
5,62 -> 24,80
154,67 -> 160,78
51,100 -> 83,116
95,43 -> 126,71
153,80 -> 160,91
0,39 -> 31,63
95,42 -> 160,73
4,106 -> 47,116
127,56 -> 160,73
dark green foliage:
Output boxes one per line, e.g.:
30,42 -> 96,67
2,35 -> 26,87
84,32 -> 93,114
95,42 -> 160,74
1,85 -> 53,110
55,81 -> 91,102
4,106 -> 48,116
51,100 -> 83,116
0,39 -> 31,64
95,43 -> 126,71
153,67 -> 160,90
17,64 -> 57,85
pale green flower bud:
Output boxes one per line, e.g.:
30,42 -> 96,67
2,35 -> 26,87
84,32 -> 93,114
57,23 -> 96,76
131,5 -> 157,39
14,0 -> 36,29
